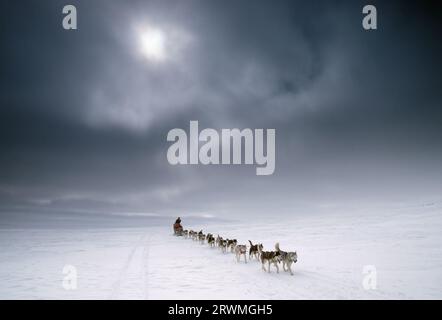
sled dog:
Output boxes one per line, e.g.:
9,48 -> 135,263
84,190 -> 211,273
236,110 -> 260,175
258,245 -> 280,273
234,245 -> 247,263
227,239 -> 237,252
275,243 -> 297,275
207,234 -> 215,247
215,235 -> 222,247
219,239 -> 228,253
248,240 -> 263,260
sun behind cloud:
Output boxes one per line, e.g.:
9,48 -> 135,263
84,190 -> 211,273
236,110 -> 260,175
138,26 -> 167,62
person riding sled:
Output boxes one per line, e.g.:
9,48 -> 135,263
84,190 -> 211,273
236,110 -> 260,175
173,217 -> 183,235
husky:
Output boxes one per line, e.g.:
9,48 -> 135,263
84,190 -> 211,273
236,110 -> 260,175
275,243 -> 297,275
227,239 -> 237,252
248,240 -> 263,260
198,233 -> 206,244
234,245 -> 247,263
215,235 -> 222,247
219,239 -> 228,253
183,230 -> 189,238
207,234 -> 215,247
258,245 -> 280,273
193,230 -> 203,241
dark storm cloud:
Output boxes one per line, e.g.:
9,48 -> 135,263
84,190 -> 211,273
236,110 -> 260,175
1,0 -> 441,219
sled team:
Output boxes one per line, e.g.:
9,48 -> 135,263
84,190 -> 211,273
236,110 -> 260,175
174,218 -> 297,275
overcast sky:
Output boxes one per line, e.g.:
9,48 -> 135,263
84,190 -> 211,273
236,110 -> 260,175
1,0 -> 441,220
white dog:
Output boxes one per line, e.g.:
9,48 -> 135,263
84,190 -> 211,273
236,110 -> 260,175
234,245 -> 247,263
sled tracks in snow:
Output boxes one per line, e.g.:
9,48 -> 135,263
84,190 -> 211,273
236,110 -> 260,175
108,234 -> 151,300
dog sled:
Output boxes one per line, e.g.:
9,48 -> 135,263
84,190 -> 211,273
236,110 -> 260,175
173,217 -> 183,236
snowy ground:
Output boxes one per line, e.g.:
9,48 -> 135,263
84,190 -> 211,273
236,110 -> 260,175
0,204 -> 441,299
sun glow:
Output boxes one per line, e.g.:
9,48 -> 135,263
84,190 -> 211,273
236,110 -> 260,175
138,27 -> 166,62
